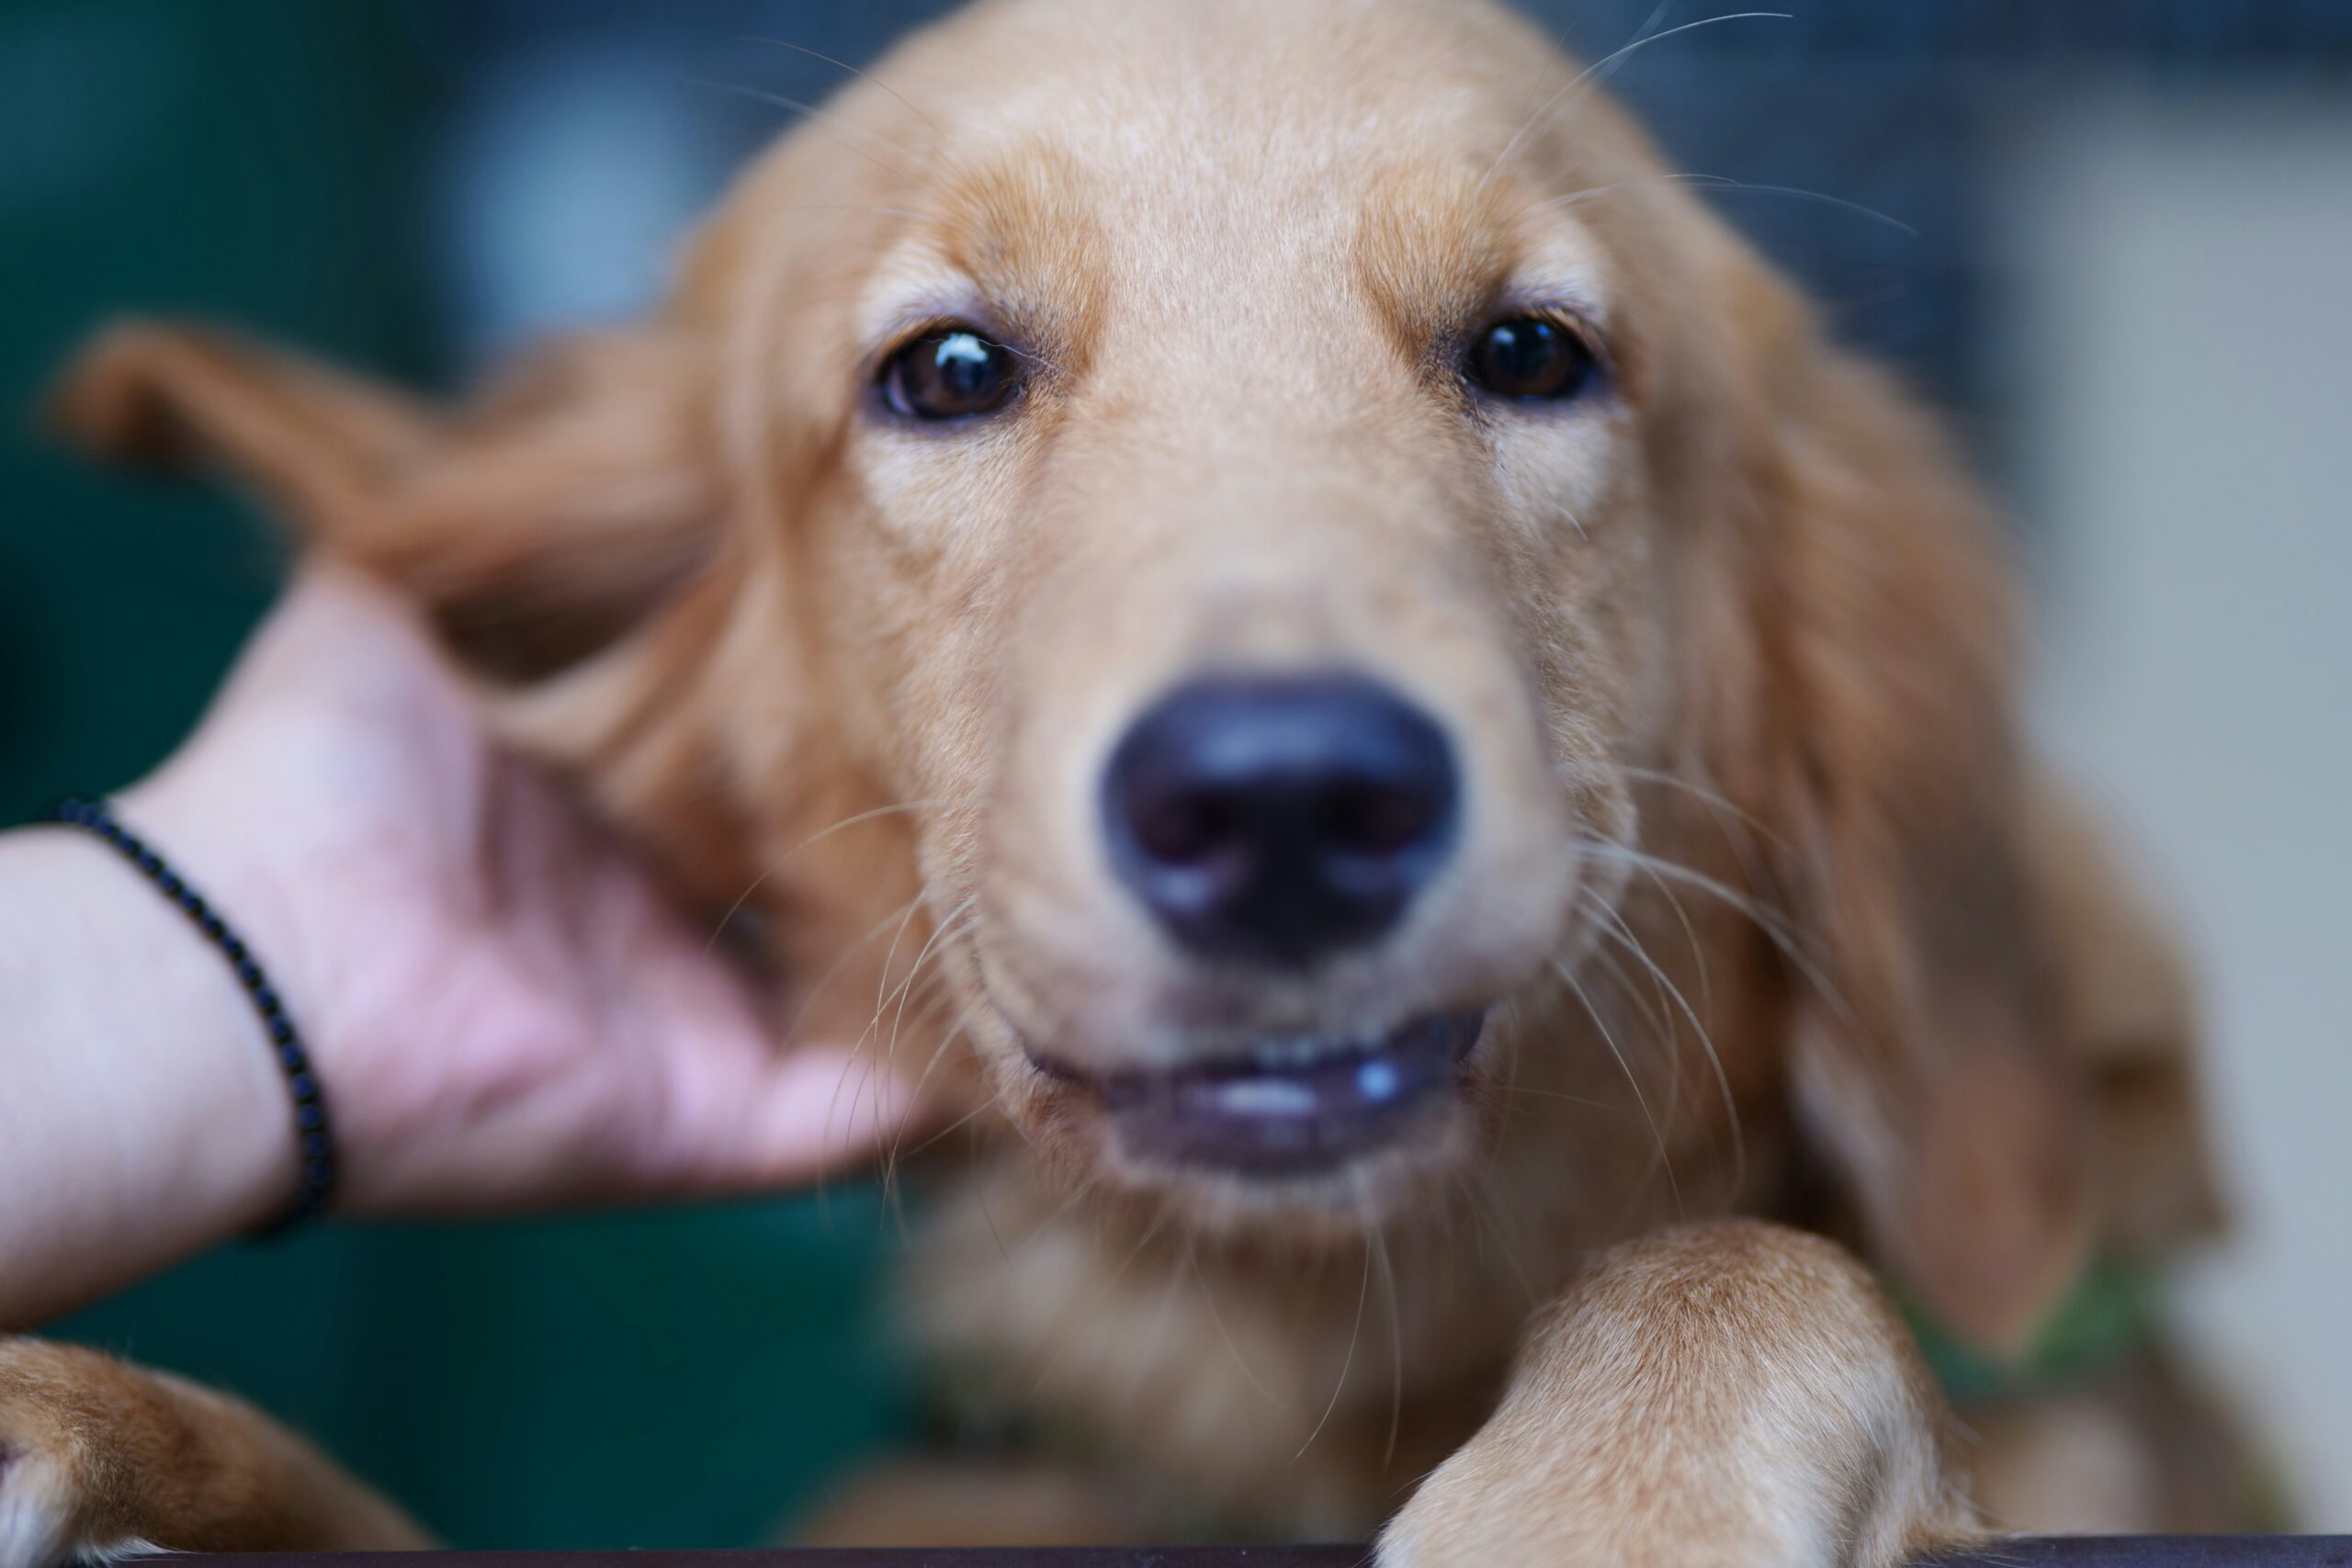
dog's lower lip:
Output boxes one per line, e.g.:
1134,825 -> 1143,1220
1033,1010 -> 1487,1178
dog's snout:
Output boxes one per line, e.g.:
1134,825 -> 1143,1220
1102,675 -> 1459,966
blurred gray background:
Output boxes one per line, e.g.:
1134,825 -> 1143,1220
5,0 -> 2348,1541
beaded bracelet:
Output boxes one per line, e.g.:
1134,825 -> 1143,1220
45,796 -> 335,1234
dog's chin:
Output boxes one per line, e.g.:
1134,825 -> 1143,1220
1020,1008 -> 1491,1236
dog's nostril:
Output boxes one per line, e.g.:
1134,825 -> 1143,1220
1132,786 -> 1245,866
1321,778 -> 1441,857
1102,674 -> 1461,967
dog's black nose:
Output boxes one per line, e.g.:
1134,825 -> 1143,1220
1102,675 -> 1460,966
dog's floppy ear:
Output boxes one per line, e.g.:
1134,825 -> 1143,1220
1710,279 -> 2091,1355
47,320 -> 719,686
2027,781 -> 2227,1257
47,316 -> 920,1034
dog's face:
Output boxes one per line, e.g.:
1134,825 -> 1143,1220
714,0 -> 1719,1229
62,0 -> 2149,1345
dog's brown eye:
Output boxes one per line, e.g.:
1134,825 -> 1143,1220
880,327 -> 1022,421
1464,315 -> 1600,403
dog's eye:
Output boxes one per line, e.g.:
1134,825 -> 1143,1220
1464,315 -> 1600,403
879,327 -> 1022,421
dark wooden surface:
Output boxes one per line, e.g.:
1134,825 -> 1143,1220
187,1541 -> 2352,1566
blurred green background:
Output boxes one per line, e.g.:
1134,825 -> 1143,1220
10,0 -> 2352,1546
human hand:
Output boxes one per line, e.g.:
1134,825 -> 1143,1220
115,563 -> 922,1216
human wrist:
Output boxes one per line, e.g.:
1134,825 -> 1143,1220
64,790 -> 339,1227
0,820 -> 292,1324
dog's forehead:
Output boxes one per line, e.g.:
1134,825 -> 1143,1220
891,0 -> 1572,196
837,0 -> 1627,355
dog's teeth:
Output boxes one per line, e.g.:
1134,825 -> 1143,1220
1208,1077 -> 1320,1119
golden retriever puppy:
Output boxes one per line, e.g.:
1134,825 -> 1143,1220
12,0 -> 2249,1561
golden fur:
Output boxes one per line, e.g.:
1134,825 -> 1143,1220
8,0 -> 2248,1560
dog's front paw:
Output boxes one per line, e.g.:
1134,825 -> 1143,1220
1,1336 -> 424,1567
0,1337 -> 171,1568
0,1432 -> 78,1568
1376,1437 -> 1902,1568
1377,1441 -> 1816,1568
1379,1223 -> 1984,1568
1378,1426 -> 1982,1568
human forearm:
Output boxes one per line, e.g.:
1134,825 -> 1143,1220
0,825 -> 288,1326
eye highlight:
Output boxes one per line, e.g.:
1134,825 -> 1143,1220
1464,313 -> 1603,404
878,325 -> 1023,422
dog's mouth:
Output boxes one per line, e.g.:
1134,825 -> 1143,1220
1028,1009 -> 1487,1178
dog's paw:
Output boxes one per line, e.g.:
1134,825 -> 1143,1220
0,1338 -> 164,1568
1378,1224 -> 1986,1568
0,1438 -> 74,1568
1374,1466 -> 1687,1568
1377,1451 -> 1842,1568
1375,1396 -> 1985,1568
2,1336 -> 424,1564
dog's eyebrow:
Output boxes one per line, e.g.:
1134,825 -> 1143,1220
854,248 -> 998,352
1500,262 -> 1613,326
1496,192 -> 1618,310
853,261 -> 1072,389
850,152 -> 1107,372
861,284 -> 988,349
1355,165 -> 1617,359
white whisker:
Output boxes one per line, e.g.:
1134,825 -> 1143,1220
1482,13 -> 1792,191
1365,1195 -> 1405,1468
1551,954 -> 1681,1213
1191,1242 -> 1289,1412
739,35 -> 949,140
1575,834 -> 1863,1040
1293,1235 -> 1374,1462
1521,170 -> 1917,237
1582,910 -> 1687,1134
703,795 -> 978,953
1592,897 -> 1746,1190
682,76 -> 927,179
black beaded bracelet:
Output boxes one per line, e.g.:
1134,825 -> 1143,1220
45,795 -> 336,1234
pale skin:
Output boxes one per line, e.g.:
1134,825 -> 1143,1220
0,565 -> 919,1329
